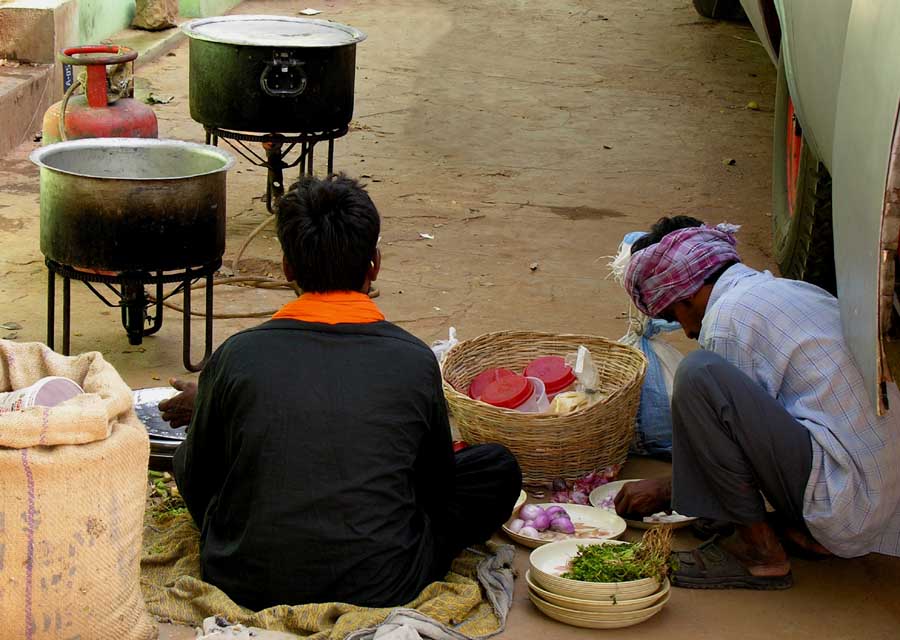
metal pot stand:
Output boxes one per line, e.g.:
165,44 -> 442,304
204,125 -> 348,214
31,138 -> 233,372
46,259 -> 220,372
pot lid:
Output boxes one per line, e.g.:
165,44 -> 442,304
182,15 -> 367,48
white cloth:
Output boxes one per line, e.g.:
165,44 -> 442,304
700,264 -> 900,557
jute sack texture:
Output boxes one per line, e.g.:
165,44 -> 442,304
0,340 -> 156,640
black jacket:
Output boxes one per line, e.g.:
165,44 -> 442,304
173,319 -> 455,609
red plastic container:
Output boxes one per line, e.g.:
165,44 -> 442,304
468,367 -> 516,400
480,375 -> 534,409
452,440 -> 470,453
525,356 -> 576,398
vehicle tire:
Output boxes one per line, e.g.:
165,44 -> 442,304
691,0 -> 746,20
771,56 -> 837,295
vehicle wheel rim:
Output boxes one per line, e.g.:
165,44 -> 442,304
786,98 -> 803,217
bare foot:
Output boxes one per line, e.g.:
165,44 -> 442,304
765,511 -> 832,558
718,523 -> 791,577
784,527 -> 832,557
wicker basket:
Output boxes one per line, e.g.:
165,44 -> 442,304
442,331 -> 647,486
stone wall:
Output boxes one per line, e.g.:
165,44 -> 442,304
178,0 -> 243,19
78,0 -> 136,43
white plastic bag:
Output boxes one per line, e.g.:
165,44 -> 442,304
564,345 -> 599,393
431,327 -> 459,364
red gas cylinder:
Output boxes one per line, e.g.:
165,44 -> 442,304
41,45 -> 158,145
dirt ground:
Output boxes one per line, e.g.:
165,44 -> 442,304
0,0 -> 781,373
1,0 -> 898,637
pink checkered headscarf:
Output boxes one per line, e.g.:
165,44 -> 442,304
624,224 -> 740,318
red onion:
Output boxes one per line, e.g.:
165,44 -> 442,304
508,518 -> 525,533
519,526 -> 539,539
519,504 -> 545,521
545,505 -> 567,518
571,490 -> 589,505
550,516 -> 575,534
532,513 -> 551,531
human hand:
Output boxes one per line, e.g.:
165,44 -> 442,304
614,478 -> 672,518
158,378 -> 197,428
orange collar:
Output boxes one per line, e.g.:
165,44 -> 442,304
272,291 -> 385,325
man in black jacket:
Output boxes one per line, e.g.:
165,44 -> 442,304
165,175 -> 521,609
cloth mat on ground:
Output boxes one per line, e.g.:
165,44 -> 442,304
140,513 -> 515,639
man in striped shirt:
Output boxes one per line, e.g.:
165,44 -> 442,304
615,216 -> 900,590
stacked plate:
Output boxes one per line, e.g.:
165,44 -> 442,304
133,388 -> 186,470
527,539 -> 670,629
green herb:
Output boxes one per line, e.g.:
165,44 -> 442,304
153,506 -> 188,522
146,473 -> 188,522
562,527 -> 673,583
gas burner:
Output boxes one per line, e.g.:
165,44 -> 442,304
46,260 -> 219,372
204,126 -> 348,213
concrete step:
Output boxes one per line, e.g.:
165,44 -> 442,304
0,0 -> 242,159
0,17 -> 186,158
0,62 -> 53,155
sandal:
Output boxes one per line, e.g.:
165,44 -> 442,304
690,518 -> 734,541
672,537 -> 793,590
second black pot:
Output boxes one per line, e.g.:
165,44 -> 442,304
183,15 -> 367,134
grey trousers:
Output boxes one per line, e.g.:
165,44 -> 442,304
671,350 -> 813,527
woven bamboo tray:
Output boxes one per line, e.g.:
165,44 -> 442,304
442,331 -> 646,486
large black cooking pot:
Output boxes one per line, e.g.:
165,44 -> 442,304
182,15 -> 367,133
30,138 -> 234,272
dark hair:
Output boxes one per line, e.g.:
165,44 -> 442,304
276,174 -> 380,293
630,215 -> 704,254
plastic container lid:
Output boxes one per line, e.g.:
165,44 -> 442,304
480,375 -> 534,409
525,356 -> 577,396
33,377 -> 83,407
468,367 -> 517,400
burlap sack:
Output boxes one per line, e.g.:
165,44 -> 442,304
132,0 -> 178,31
0,340 -> 156,640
